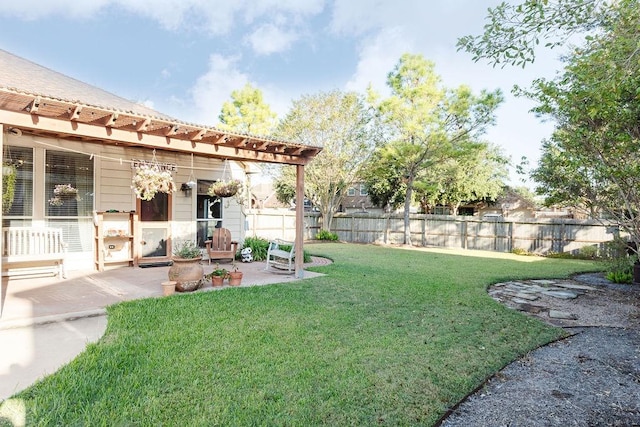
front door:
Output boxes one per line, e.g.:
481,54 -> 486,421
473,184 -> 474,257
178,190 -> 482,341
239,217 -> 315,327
138,192 -> 172,263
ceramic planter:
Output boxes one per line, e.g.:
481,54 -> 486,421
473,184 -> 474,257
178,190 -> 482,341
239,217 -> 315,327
169,256 -> 204,292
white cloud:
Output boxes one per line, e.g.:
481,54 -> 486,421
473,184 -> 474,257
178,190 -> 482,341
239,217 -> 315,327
345,27 -> 414,95
188,54 -> 250,126
0,0 -> 110,20
0,0 -> 326,36
247,24 -> 298,55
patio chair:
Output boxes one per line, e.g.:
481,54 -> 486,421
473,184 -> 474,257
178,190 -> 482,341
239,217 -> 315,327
204,228 -> 238,264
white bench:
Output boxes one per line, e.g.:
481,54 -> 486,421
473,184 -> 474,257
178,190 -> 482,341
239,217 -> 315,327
265,239 -> 295,273
2,227 -> 67,278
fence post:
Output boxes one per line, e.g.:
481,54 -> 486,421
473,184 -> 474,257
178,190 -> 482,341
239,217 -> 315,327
462,219 -> 467,249
508,221 -> 514,252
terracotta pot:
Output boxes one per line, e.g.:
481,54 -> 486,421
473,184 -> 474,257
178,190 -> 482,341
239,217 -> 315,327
211,275 -> 225,287
169,256 -> 204,292
161,281 -> 176,296
228,271 -> 243,286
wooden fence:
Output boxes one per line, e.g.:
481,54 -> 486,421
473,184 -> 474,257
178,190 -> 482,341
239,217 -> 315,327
246,210 -> 622,254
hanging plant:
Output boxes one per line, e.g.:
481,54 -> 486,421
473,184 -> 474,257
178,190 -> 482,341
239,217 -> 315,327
2,163 -> 16,214
207,179 -> 242,198
48,183 -> 81,206
132,164 -> 177,201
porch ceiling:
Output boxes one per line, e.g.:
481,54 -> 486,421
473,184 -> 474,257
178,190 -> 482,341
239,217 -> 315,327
0,88 -> 321,166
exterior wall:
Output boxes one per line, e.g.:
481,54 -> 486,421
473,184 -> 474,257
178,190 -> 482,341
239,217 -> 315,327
3,132 -> 247,271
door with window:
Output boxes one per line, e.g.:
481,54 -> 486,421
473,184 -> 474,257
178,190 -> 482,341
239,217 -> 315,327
138,192 -> 172,263
196,180 -> 222,248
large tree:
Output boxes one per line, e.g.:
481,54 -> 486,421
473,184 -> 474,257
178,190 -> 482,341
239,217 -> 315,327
436,143 -> 509,215
457,0 -> 607,68
273,90 -> 378,231
459,0 -> 640,249
363,141 -> 508,215
218,83 -> 277,135
367,53 -> 502,244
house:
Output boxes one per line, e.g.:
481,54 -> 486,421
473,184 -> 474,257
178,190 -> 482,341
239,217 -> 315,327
340,183 -> 383,214
1,49 -> 320,276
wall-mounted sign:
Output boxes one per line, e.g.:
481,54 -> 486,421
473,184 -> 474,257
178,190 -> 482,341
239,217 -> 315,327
131,159 -> 178,172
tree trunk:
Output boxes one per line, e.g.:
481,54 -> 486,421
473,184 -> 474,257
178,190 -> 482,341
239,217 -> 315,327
403,174 -> 415,245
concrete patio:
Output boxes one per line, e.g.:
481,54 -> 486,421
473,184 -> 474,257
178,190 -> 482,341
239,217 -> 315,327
0,259 -> 326,329
0,259 -> 327,402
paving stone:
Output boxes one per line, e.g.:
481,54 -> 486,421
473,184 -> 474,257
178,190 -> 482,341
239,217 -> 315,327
549,310 -> 578,320
503,291 -> 540,301
530,279 -> 557,285
553,282 -> 597,291
542,290 -> 579,299
514,292 -> 540,301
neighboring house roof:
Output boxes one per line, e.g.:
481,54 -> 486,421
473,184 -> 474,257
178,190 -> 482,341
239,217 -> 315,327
0,49 -> 321,166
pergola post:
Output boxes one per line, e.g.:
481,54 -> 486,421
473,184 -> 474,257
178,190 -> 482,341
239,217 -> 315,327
294,164 -> 305,278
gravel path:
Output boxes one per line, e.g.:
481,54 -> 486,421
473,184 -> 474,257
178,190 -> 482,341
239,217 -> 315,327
439,274 -> 640,427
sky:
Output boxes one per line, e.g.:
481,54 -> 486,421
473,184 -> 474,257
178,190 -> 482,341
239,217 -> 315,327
0,0 -> 564,186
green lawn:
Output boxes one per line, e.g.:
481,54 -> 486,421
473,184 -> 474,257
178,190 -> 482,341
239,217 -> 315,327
9,244 -> 601,426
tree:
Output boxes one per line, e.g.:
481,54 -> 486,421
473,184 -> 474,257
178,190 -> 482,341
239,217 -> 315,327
435,143 -> 508,215
364,141 -> 508,216
457,0 -> 606,68
218,83 -> 277,135
274,90 -> 378,231
367,53 -> 502,244
460,0 -> 640,249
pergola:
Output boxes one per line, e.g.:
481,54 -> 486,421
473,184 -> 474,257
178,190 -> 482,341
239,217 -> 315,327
0,87 -> 322,278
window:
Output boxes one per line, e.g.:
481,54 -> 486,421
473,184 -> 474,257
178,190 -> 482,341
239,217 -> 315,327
46,150 -> 94,217
196,180 -> 223,248
2,145 -> 33,225
359,184 -> 368,196
140,192 -> 170,222
347,187 -> 356,196
45,150 -> 94,252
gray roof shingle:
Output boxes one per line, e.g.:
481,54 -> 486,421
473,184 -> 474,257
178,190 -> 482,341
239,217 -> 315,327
0,49 -> 173,120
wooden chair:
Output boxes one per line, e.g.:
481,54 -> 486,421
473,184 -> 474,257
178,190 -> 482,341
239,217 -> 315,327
204,228 -> 238,264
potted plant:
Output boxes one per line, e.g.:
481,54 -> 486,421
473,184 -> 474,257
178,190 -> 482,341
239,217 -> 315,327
207,179 -> 241,198
227,262 -> 243,286
205,264 -> 228,287
168,240 -> 204,292
2,162 -> 16,214
132,164 -> 177,201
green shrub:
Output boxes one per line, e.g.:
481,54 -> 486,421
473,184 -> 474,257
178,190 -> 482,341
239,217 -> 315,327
545,251 -> 574,259
604,251 -> 635,284
511,247 -> 530,256
316,230 -> 339,241
240,236 -> 312,263
241,236 -> 270,261
578,245 -> 599,259
606,270 -> 633,284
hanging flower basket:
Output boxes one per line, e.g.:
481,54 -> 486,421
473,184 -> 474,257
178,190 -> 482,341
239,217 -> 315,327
132,164 -> 177,201
208,179 -> 241,198
2,163 -> 16,214
49,184 -> 80,206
